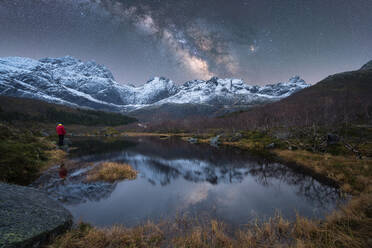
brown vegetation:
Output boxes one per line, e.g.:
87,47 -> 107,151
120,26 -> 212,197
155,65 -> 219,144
0,95 -> 137,126
49,192 -> 372,248
274,150 -> 372,194
48,222 -> 163,248
85,162 -> 137,183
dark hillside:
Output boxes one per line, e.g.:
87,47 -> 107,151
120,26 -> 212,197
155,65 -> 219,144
0,96 -> 137,126
146,60 -> 372,131
220,61 -> 372,129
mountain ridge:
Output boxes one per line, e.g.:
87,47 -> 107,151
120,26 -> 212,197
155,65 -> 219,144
0,56 -> 309,118
217,59 -> 372,129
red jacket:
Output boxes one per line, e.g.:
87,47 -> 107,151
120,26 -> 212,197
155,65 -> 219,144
56,125 -> 66,135
59,167 -> 67,179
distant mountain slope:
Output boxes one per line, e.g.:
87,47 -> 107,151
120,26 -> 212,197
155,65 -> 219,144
0,56 -> 309,118
129,103 -> 221,122
0,96 -> 137,126
220,60 -> 372,128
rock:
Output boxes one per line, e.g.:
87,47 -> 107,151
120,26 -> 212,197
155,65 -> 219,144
230,133 -> 242,142
288,145 -> 298,150
64,138 -> 72,146
273,131 -> 290,140
187,137 -> 198,144
0,183 -> 72,248
210,135 -> 221,147
40,131 -> 49,137
368,237 -> 372,247
265,143 -> 275,149
327,133 -> 340,145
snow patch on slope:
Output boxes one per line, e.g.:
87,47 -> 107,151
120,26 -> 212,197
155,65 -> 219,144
0,56 -> 310,112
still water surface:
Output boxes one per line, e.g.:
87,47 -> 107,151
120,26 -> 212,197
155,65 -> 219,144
33,137 -> 344,227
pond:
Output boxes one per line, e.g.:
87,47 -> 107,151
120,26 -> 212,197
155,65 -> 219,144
33,136 -> 345,228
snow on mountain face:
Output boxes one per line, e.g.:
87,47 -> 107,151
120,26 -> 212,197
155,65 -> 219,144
0,56 -> 310,113
157,76 -> 308,105
0,56 -> 178,110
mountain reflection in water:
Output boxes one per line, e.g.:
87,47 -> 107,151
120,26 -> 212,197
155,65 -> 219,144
33,137 -> 344,227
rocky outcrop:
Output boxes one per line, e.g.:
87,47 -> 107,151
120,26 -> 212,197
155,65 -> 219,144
0,183 -> 72,248
360,60 -> 372,71
210,135 -> 221,147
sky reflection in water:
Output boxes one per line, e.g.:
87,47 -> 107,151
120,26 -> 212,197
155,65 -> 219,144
34,137 -> 344,227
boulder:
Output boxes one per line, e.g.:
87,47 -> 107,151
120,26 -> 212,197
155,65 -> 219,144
187,137 -> 198,144
265,143 -> 275,149
40,131 -> 49,137
273,131 -> 290,140
0,183 -> 72,248
64,138 -> 72,146
230,133 -> 242,142
210,135 -> 221,147
327,133 -> 340,145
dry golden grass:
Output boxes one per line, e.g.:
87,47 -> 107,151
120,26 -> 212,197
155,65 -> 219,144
274,150 -> 372,194
125,132 -> 212,139
85,162 -> 137,183
48,222 -> 163,248
124,132 -> 174,137
181,136 -> 210,144
43,149 -> 67,169
49,193 -> 372,248
50,198 -> 372,248
224,140 -> 264,151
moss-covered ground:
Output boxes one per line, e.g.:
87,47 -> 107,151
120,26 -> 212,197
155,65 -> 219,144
0,123 -> 66,185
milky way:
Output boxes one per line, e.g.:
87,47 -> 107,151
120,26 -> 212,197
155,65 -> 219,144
0,0 -> 371,85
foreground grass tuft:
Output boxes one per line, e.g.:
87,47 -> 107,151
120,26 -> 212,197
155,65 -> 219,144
85,162 -> 137,183
48,222 -> 163,248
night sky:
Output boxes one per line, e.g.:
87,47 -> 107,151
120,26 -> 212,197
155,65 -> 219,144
1,0 -> 371,85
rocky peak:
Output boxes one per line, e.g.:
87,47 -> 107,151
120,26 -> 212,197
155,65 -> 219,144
360,60 -> 372,71
206,76 -> 219,85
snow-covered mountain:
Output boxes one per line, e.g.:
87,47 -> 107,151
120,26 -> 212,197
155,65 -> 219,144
0,56 -> 310,117
157,76 -> 308,106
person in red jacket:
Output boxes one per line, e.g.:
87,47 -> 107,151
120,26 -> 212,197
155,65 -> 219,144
56,123 -> 66,146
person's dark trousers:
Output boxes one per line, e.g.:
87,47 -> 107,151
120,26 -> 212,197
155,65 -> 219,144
58,135 -> 64,146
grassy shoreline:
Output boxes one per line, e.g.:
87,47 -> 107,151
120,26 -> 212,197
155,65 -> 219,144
124,130 -> 371,193
1,124 -> 371,247
48,129 -> 372,248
